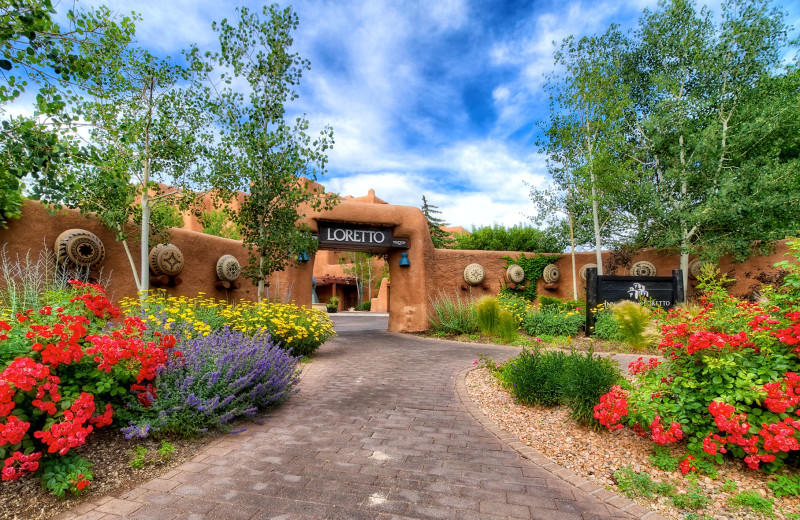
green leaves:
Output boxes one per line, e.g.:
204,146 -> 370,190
209,4 -> 336,298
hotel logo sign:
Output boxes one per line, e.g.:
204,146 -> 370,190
316,222 -> 408,252
627,283 -> 649,299
585,268 -> 685,336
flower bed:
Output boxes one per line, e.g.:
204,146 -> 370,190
2,285 -> 330,499
594,251 -> 800,474
0,282 -> 178,495
122,293 -> 336,357
467,366 -> 800,519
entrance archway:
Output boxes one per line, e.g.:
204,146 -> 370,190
303,198 -> 433,332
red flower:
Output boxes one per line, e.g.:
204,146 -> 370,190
679,455 -> 698,475
593,386 -> 628,430
650,416 -> 683,445
1,451 -> 41,481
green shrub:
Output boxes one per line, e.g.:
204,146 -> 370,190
592,306 -> 621,340
361,301 -> 371,311
499,348 -> 621,425
500,348 -> 568,406
611,301 -> 653,349
428,291 -> 477,335
539,295 -> 562,310
560,350 -> 622,428
476,296 -> 501,335
496,310 -> 520,344
522,306 -> 584,337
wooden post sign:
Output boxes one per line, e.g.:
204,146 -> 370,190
585,268 -> 684,337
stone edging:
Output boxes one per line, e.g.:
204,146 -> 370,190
454,365 -> 670,520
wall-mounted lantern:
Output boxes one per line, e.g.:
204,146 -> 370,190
298,251 -> 310,262
399,252 -> 410,267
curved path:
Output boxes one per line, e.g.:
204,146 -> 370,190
56,327 -> 666,520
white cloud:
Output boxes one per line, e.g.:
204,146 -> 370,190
321,139 -> 549,228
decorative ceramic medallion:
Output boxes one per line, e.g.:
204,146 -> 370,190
149,244 -> 185,276
463,263 -> 485,286
216,255 -> 241,282
579,263 -> 598,282
506,264 -> 525,284
629,261 -> 657,277
542,264 -> 560,284
689,259 -> 705,280
55,229 -> 105,267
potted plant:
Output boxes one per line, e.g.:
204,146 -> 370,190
327,296 -> 339,313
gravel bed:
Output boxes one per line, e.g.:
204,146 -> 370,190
466,366 -> 800,520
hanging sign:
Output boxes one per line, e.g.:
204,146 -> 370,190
316,222 -> 408,252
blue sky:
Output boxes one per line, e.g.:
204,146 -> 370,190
46,0 -> 800,228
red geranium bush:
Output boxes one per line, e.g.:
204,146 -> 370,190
0,281 -> 177,491
594,240 -> 800,473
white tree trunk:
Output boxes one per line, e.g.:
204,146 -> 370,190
569,211 -> 578,301
139,196 -> 151,295
590,173 -> 603,275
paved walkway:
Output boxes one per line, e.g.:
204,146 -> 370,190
55,329 -> 666,520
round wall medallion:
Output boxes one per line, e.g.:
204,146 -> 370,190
55,229 -> 105,267
689,259 -> 705,280
463,263 -> 485,286
149,244 -> 185,276
579,263 -> 598,282
216,255 -> 241,282
629,261 -> 657,277
542,264 -> 560,284
506,264 -> 525,284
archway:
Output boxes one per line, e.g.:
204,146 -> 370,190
303,197 -> 433,332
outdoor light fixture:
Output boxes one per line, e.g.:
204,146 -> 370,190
298,251 -> 310,262
399,252 -> 410,267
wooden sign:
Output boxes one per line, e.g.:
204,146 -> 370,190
585,268 -> 684,336
316,221 -> 408,252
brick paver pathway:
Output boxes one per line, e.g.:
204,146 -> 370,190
55,330 -> 667,520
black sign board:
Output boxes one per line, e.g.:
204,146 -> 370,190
316,221 -> 409,252
585,268 -> 684,336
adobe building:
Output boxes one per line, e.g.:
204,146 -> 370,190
0,186 -> 791,333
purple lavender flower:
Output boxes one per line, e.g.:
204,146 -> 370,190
123,326 -> 300,437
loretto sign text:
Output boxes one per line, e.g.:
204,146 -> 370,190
584,268 -> 685,337
316,222 -> 409,252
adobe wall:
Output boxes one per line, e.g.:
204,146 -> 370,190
537,245 -> 791,302
2,199 -> 792,334
0,201 -> 311,305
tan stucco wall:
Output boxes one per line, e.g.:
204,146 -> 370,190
2,199 -> 792,333
0,200 -> 311,305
